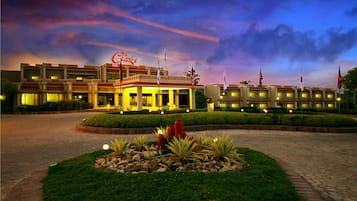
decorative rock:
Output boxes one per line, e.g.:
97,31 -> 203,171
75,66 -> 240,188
156,167 -> 167,172
95,158 -> 105,165
132,153 -> 141,161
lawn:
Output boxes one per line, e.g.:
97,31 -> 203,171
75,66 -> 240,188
43,148 -> 302,201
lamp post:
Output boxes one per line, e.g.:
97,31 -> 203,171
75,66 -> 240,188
337,97 -> 341,114
102,144 -> 109,164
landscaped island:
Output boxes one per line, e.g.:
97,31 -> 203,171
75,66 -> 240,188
43,119 -> 305,200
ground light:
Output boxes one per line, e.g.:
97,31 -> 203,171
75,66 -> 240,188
240,108 -> 244,112
160,111 -> 164,115
289,109 -> 293,113
186,109 -> 190,113
120,110 -> 124,114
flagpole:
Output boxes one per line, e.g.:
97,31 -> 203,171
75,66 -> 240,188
300,68 -> 303,120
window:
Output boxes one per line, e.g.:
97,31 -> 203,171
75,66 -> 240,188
259,92 -> 267,97
327,94 -> 334,99
302,103 -> 309,108
249,92 -> 255,97
302,93 -> 309,98
315,93 -> 321,98
327,103 -> 334,108
232,103 -> 239,108
277,92 -> 282,97
315,103 -> 322,108
31,76 -> 40,80
47,93 -> 63,102
21,93 -> 39,105
259,103 -> 267,108
231,91 -> 238,97
76,77 -> 83,81
287,104 -> 294,109
286,92 -> 293,98
50,76 -> 59,80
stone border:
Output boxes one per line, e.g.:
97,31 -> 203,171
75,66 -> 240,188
76,124 -> 357,134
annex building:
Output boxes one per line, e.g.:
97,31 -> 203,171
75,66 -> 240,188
2,62 -> 338,111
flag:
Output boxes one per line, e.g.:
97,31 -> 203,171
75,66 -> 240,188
259,68 -> 263,87
300,71 -> 303,91
188,65 -> 200,86
157,60 -> 160,85
337,66 -> 342,89
223,70 -> 227,91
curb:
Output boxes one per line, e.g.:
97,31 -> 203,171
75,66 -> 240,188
76,124 -> 357,134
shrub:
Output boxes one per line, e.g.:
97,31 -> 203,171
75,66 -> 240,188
194,134 -> 213,149
166,137 -> 196,162
110,139 -> 128,155
133,135 -> 147,151
209,135 -> 239,163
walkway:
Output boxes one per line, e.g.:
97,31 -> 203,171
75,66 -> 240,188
1,112 -> 356,201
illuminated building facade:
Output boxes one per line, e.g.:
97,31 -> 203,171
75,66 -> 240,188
205,84 -> 337,110
16,63 -> 198,111
2,62 -> 338,111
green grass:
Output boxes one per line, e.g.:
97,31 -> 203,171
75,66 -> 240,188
82,111 -> 357,128
43,148 -> 302,201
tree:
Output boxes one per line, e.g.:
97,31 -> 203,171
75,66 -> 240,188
342,67 -> 357,110
195,89 -> 207,109
1,79 -> 18,113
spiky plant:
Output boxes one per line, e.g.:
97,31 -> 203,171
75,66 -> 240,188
166,137 -> 196,162
143,151 -> 155,160
195,134 -> 213,149
152,126 -> 168,139
209,135 -> 239,162
110,138 -> 128,155
133,135 -> 147,150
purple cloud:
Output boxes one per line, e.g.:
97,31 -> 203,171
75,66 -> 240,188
207,24 -> 357,64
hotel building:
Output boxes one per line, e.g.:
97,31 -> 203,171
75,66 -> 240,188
2,62 -> 338,111
205,84 -> 337,110
14,62 -> 198,111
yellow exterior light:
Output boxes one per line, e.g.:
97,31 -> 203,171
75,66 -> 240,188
337,97 -> 341,101
102,144 -> 109,151
0,95 -> 6,101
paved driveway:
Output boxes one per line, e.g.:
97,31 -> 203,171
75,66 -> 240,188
1,112 -> 356,201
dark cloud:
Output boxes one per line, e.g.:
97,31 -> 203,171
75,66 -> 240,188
207,24 -> 357,64
345,6 -> 357,17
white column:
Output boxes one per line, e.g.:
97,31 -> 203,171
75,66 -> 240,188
169,89 -> 174,110
137,86 -> 142,111
175,90 -> 180,109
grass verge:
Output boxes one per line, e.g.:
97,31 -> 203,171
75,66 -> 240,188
43,148 -> 302,201
82,111 -> 357,128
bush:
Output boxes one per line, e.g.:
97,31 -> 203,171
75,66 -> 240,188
14,101 -> 93,113
82,111 -> 357,128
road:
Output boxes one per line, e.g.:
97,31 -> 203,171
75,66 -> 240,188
1,112 -> 356,201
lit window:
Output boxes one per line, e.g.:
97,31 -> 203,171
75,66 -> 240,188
287,104 -> 294,109
220,103 -> 227,108
327,94 -> 333,99
302,93 -> 308,98
327,103 -> 334,108
277,92 -> 282,97
302,103 -> 309,108
315,103 -> 322,108
249,92 -> 255,97
47,93 -> 63,102
51,76 -> 58,80
315,93 -> 321,98
231,92 -> 238,97
259,103 -> 267,108
76,77 -> 83,81
21,93 -> 39,105
31,76 -> 40,80
259,92 -> 267,97
286,92 -> 293,98
232,103 -> 239,108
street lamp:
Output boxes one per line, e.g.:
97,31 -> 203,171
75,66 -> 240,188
337,97 -> 341,114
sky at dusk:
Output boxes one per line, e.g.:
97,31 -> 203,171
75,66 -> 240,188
1,0 -> 357,89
